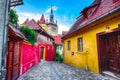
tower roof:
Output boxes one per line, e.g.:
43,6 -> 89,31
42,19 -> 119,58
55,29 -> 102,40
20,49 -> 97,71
39,14 -> 45,24
49,4 -> 54,23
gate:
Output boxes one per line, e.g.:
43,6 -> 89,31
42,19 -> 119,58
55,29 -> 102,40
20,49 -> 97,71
6,40 -> 21,80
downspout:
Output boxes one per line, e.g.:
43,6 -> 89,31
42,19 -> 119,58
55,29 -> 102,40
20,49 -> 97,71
85,50 -> 89,71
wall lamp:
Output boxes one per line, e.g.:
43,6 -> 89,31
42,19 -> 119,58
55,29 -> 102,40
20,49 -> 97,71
105,26 -> 110,32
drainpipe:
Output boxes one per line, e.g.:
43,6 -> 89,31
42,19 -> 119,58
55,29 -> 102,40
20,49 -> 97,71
85,50 -> 88,71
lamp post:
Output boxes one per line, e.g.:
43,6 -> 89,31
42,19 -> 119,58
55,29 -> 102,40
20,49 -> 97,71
0,0 -> 23,79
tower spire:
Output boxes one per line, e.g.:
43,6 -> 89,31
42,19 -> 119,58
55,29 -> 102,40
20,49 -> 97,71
39,14 -> 45,24
49,3 -> 54,23
51,4 -> 53,15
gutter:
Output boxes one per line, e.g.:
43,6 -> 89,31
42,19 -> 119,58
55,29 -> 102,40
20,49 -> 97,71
63,6 -> 120,38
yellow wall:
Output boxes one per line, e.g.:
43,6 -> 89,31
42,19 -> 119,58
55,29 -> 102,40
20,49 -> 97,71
39,24 -> 50,34
63,12 -> 120,73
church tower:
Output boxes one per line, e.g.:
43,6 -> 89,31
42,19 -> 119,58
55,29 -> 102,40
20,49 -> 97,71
47,4 -> 58,36
38,14 -> 50,34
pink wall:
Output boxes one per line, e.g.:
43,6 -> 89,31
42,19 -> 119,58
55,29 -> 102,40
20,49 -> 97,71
20,42 -> 39,75
38,44 -> 55,61
20,42 -> 55,75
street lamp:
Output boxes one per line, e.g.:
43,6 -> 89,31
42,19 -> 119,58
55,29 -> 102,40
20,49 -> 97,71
10,0 -> 23,7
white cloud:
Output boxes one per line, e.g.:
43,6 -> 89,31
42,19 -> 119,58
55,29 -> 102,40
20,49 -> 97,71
17,11 -> 70,34
45,6 -> 58,13
58,24 -> 70,34
17,11 -> 41,24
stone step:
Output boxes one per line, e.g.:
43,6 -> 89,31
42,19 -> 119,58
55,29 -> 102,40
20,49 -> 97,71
102,71 -> 120,80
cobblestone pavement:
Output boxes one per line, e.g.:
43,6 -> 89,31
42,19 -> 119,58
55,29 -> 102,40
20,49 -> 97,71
18,61 -> 113,80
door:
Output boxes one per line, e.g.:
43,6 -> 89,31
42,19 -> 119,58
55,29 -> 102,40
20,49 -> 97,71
6,41 -> 20,80
6,41 -> 14,80
104,33 -> 120,73
40,47 -> 44,59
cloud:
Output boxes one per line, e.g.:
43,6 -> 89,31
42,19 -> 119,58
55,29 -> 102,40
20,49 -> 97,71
17,11 -> 41,24
17,11 -> 70,34
45,6 -> 58,13
58,24 -> 70,34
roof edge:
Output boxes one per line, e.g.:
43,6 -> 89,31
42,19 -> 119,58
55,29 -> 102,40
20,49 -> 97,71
63,6 -> 120,39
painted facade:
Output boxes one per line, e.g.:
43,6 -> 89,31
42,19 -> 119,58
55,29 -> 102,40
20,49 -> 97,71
7,24 -> 26,80
20,42 -> 39,74
38,44 -> 55,61
22,19 -> 55,61
62,0 -> 120,74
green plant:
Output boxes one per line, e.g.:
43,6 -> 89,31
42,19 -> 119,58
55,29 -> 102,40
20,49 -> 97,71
56,51 -> 62,62
53,42 -> 63,62
10,9 -> 19,25
21,26 -> 36,45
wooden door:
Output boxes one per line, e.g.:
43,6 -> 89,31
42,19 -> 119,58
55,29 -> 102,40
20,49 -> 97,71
6,41 -> 14,80
12,41 -> 20,80
105,33 -> 120,73
40,47 -> 44,59
6,40 -> 20,80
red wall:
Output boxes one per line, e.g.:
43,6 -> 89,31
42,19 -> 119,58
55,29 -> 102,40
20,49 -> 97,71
20,42 -> 39,75
20,42 -> 55,75
38,44 -> 55,61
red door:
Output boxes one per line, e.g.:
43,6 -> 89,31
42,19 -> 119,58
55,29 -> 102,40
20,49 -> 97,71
6,40 -> 20,80
104,33 -> 120,73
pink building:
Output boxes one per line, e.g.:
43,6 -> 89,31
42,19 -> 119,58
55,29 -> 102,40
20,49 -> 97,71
22,19 -> 55,61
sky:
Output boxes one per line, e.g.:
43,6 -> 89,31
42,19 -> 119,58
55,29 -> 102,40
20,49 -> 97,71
15,0 -> 94,34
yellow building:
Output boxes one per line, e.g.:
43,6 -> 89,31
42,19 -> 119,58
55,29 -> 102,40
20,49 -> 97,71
62,0 -> 120,74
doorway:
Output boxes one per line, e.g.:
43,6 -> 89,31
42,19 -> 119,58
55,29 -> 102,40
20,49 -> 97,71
6,41 -> 20,80
40,47 -> 45,59
97,29 -> 120,73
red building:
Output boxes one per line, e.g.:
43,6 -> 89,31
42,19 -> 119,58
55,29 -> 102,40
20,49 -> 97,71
7,24 -> 26,80
22,19 -> 55,61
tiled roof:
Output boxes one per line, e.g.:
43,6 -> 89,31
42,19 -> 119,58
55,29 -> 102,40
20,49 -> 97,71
22,19 -> 40,30
62,31 -> 68,36
67,16 -> 83,35
23,18 -> 29,24
22,19 -> 54,40
8,23 -> 26,40
53,35 -> 62,44
64,0 -> 120,38
39,14 -> 45,24
80,0 -> 101,13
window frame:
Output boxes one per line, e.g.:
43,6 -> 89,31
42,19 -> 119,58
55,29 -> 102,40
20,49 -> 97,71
77,38 -> 83,52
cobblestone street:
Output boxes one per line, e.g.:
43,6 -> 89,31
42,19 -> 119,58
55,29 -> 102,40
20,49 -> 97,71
18,61 -> 113,80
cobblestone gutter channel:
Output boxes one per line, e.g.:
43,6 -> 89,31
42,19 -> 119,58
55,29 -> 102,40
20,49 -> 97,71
18,61 -> 113,80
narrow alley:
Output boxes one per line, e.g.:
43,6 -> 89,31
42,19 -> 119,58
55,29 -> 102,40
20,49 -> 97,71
18,61 -> 112,80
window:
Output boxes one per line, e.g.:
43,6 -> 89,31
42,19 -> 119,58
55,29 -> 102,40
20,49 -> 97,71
67,41 -> 70,50
88,6 -> 97,18
78,38 -> 83,52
